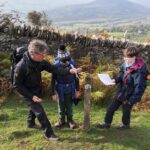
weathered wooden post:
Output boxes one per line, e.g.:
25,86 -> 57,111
83,73 -> 92,131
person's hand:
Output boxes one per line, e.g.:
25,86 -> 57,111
52,95 -> 59,102
123,100 -> 128,105
128,102 -> 132,105
70,68 -> 78,74
32,96 -> 42,103
76,68 -> 82,73
75,91 -> 80,99
111,79 -> 116,85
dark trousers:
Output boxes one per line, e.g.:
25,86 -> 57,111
104,100 -> 133,125
58,93 -> 73,121
27,101 -> 54,138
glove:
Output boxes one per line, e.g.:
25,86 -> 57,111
73,98 -> 81,106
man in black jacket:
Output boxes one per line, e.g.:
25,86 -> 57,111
13,39 -> 81,141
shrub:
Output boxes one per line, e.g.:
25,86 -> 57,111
91,73 -> 116,106
0,58 -> 11,68
41,71 -> 52,96
0,52 -> 11,60
91,91 -> 105,104
0,77 -> 12,96
0,69 -> 10,78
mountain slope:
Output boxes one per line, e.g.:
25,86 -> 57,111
48,0 -> 150,22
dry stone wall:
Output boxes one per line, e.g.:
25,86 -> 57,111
0,22 -> 149,64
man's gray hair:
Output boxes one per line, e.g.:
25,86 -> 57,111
28,39 -> 48,54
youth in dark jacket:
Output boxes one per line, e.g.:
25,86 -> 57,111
96,46 -> 148,129
13,40 -> 81,141
51,45 -> 80,129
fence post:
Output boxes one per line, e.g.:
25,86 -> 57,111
83,73 -> 92,131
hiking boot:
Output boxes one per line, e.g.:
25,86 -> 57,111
68,119 -> 78,129
28,124 -> 42,129
47,134 -> 60,141
55,118 -> 66,128
117,124 -> 130,130
95,123 -> 110,129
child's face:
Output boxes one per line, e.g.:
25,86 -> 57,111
60,60 -> 70,65
124,56 -> 136,65
60,56 -> 71,65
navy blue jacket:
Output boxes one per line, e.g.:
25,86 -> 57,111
115,57 -> 148,105
51,59 -> 79,101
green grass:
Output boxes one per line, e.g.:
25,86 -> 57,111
0,94 -> 150,150
110,32 -> 124,38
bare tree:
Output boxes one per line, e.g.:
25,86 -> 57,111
0,3 -> 24,28
40,11 -> 52,26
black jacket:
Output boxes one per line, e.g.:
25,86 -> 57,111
13,52 -> 70,101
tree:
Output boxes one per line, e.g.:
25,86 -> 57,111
27,11 -> 52,26
27,11 -> 42,26
0,4 -> 24,28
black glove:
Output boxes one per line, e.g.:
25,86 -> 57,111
73,98 -> 81,106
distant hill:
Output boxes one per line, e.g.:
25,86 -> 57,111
47,0 -> 150,23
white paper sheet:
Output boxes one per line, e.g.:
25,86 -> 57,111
97,74 -> 114,85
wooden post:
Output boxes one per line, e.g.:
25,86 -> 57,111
83,73 -> 92,131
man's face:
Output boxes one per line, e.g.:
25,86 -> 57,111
31,51 -> 46,62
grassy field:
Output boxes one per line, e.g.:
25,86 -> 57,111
0,94 -> 150,150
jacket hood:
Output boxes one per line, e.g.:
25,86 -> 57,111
127,57 -> 145,73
